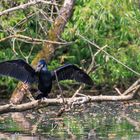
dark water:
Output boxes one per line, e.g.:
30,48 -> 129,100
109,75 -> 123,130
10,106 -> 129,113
0,101 -> 140,140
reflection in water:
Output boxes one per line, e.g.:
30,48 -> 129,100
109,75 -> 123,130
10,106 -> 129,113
11,113 -> 31,131
0,101 -> 140,139
121,113 -> 140,131
0,133 -> 46,140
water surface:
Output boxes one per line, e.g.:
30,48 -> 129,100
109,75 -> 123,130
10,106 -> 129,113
0,101 -> 140,140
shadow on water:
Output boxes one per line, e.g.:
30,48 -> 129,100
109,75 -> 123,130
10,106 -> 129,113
0,100 -> 140,140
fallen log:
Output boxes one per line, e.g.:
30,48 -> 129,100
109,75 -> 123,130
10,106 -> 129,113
0,94 -> 136,114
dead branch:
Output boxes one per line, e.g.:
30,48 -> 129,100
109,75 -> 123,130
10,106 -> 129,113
13,12 -> 36,28
122,78 -> 140,95
114,87 -> 122,95
0,34 -> 72,45
0,0 -> 58,16
0,93 -> 136,114
1,76 -> 139,114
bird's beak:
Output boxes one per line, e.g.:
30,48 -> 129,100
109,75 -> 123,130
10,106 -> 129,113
35,65 -> 41,72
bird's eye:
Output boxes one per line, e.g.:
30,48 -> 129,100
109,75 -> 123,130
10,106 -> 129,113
37,64 -> 43,68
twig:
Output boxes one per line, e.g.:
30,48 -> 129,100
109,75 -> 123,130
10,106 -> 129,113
38,21 -> 48,36
54,71 -> 65,104
87,44 -> 108,73
0,34 -> 73,45
51,2 -> 54,19
114,87 -> 122,95
54,70 -> 67,116
122,78 -> 140,95
0,0 -> 58,16
123,85 -> 140,96
11,38 -> 18,55
18,41 -> 35,63
13,13 -> 36,29
78,33 -> 140,76
76,93 -> 88,97
57,108 -> 65,117
71,85 -> 84,99
39,9 -> 53,23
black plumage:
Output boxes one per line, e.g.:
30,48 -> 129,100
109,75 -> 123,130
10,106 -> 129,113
0,59 -> 93,99
0,59 -> 36,84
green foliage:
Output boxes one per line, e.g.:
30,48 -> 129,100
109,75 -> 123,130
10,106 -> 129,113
0,117 -> 22,132
62,0 -> 140,85
48,60 -> 61,71
1,0 -> 140,92
0,0 -> 44,92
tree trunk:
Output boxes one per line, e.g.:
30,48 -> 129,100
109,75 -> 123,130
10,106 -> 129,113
10,0 -> 75,104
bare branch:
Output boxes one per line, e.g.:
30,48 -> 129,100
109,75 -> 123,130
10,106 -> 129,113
0,93 -> 135,114
114,87 -> 122,95
0,34 -> 73,45
0,0 -> 58,16
13,13 -> 36,29
122,78 -> 140,95
71,85 -> 84,98
1,76 -> 139,114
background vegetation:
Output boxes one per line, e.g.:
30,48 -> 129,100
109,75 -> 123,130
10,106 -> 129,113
0,0 -> 140,93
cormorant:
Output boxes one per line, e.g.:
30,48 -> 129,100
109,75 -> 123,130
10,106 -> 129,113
0,59 -> 93,99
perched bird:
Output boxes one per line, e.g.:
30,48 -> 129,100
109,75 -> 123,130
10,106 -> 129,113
0,59 -> 93,99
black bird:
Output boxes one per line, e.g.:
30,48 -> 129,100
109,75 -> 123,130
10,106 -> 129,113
0,59 -> 93,99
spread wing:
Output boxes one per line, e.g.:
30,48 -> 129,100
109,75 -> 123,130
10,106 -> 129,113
51,64 -> 93,85
0,59 -> 37,84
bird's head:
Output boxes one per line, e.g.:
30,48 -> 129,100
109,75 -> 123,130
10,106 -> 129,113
36,59 -> 48,72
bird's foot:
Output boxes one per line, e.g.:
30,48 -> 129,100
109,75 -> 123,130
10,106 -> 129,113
41,97 -> 47,100
35,94 -> 47,100
57,95 -> 61,99
9,101 -> 15,107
